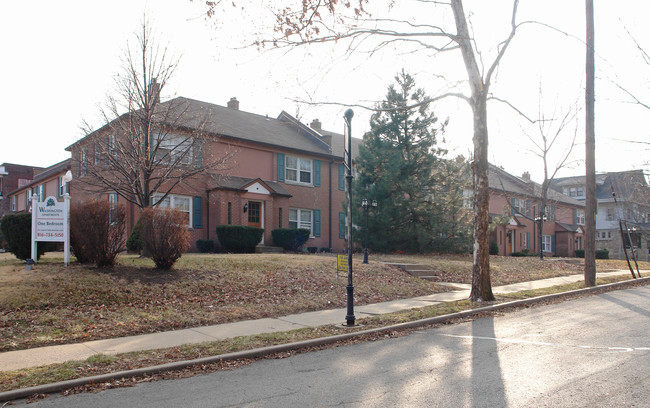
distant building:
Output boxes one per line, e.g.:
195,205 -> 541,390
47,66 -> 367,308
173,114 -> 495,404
551,170 -> 650,261
0,163 -> 45,219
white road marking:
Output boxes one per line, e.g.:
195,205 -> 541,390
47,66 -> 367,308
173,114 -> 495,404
437,333 -> 646,353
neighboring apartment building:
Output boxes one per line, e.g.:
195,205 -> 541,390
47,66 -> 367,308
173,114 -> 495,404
6,160 -> 72,214
466,165 -> 586,257
0,163 -> 45,219
551,170 -> 650,261
64,96 -> 359,252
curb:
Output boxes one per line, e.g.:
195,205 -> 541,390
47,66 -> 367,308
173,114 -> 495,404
2,276 -> 649,402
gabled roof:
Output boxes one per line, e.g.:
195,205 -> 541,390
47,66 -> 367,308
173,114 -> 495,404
551,170 -> 648,201
208,175 -> 292,197
488,164 -> 584,207
556,222 -> 584,233
67,97 -> 360,160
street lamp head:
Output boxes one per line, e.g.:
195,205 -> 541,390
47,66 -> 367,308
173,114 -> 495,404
371,199 -> 377,208
362,198 -> 368,208
344,108 -> 354,122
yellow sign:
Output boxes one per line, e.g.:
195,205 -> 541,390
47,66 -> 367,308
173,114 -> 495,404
337,254 -> 349,272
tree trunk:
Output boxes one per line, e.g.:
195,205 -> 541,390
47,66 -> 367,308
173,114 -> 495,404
584,0 -> 596,286
469,93 -> 495,302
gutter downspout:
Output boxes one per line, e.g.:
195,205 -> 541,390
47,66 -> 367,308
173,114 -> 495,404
206,189 -> 211,241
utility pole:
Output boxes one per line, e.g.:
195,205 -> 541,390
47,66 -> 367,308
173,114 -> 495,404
584,0 -> 596,286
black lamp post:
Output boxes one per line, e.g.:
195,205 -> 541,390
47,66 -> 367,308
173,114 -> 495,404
534,214 -> 548,260
343,109 -> 355,326
362,198 -> 377,264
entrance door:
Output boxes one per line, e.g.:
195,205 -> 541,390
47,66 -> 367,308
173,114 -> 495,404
247,201 -> 261,228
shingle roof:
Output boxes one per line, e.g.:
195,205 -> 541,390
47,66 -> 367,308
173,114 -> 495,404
552,170 -> 648,201
488,164 -> 584,207
208,175 -> 292,197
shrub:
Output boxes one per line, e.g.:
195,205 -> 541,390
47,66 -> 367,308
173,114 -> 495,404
574,249 -> 585,258
70,199 -> 126,268
307,246 -> 318,253
140,207 -> 190,269
0,213 -> 47,260
216,225 -> 264,253
320,247 -> 332,253
196,239 -> 215,253
596,248 -> 610,259
126,219 -> 144,253
489,240 -> 499,255
271,228 -> 310,251
510,251 -> 527,257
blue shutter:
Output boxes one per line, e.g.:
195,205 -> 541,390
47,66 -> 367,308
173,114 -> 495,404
194,139 -> 203,167
277,153 -> 285,182
525,200 -> 530,217
56,177 -> 61,197
314,209 -> 321,237
573,209 -> 577,224
510,199 -> 515,215
338,164 -> 345,190
551,235 -> 556,253
339,212 -> 345,239
314,159 -> 321,187
193,196 -> 203,229
526,232 -> 530,249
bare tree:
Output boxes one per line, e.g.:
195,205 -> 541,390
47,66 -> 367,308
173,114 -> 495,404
202,0 -> 527,301
523,87 -> 579,260
77,20 -> 233,209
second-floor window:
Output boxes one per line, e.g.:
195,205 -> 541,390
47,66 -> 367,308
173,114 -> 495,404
462,189 -> 473,209
154,133 -> 193,166
511,198 -> 527,214
285,156 -> 312,185
576,209 -> 585,225
606,208 -> 615,221
79,148 -> 87,177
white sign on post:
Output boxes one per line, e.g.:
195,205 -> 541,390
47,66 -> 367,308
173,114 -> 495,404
31,194 -> 71,266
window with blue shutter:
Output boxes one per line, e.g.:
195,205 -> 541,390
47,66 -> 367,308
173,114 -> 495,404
339,212 -> 346,239
193,196 -> 203,229
314,159 -> 321,187
551,235 -> 556,253
338,164 -> 345,190
314,209 -> 321,237
277,153 -> 285,182
526,232 -> 530,249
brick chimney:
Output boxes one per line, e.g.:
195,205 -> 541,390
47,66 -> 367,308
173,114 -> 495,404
227,97 -> 239,110
310,119 -> 322,131
522,171 -> 531,182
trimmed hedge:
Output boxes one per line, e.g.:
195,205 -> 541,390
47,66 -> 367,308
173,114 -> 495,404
196,239 -> 215,253
489,240 -> 499,255
216,225 -> 264,253
126,219 -> 144,253
271,228 -> 310,251
596,248 -> 610,259
0,213 -> 47,260
575,249 -> 585,258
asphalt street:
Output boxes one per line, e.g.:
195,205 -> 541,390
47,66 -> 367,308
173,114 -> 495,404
17,285 -> 650,407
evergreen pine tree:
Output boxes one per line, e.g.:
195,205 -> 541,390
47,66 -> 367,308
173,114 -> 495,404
353,71 -> 471,253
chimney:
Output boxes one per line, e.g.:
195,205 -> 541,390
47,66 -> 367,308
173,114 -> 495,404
149,78 -> 160,105
310,118 -> 322,131
522,171 -> 531,182
227,97 -> 239,110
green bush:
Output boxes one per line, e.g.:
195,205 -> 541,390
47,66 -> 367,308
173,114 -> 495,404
196,239 -> 215,253
489,240 -> 499,255
596,248 -> 610,259
0,213 -> 47,261
140,207 -> 190,269
216,225 -> 264,253
307,246 -> 318,253
574,249 -> 585,258
70,199 -> 126,268
320,247 -> 332,253
510,251 -> 527,257
271,228 -> 310,251
126,219 -> 143,253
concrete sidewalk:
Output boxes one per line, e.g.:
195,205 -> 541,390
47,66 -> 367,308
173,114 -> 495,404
0,269 -> 639,372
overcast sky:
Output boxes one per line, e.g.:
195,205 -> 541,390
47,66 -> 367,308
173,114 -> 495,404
1,0 -> 649,183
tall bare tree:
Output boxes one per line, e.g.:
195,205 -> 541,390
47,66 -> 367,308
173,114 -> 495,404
202,0 -> 526,301
78,20 -> 232,209
523,88 -> 579,260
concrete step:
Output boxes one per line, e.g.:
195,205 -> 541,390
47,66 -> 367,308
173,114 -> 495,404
255,245 -> 284,254
407,269 -> 438,277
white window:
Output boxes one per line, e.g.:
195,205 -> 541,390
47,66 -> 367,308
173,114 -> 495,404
58,176 -> 68,196
576,209 -> 585,225
576,187 -> 584,197
79,148 -> 87,177
285,156 -> 313,185
462,189 -> 474,209
544,206 -> 556,221
522,232 -> 528,249
109,192 -> 119,225
289,208 -> 313,234
542,235 -> 552,252
512,198 -> 526,214
154,133 -> 193,166
606,208 -> 615,221
151,193 -> 192,227
569,187 -> 577,197
10,195 -> 16,212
